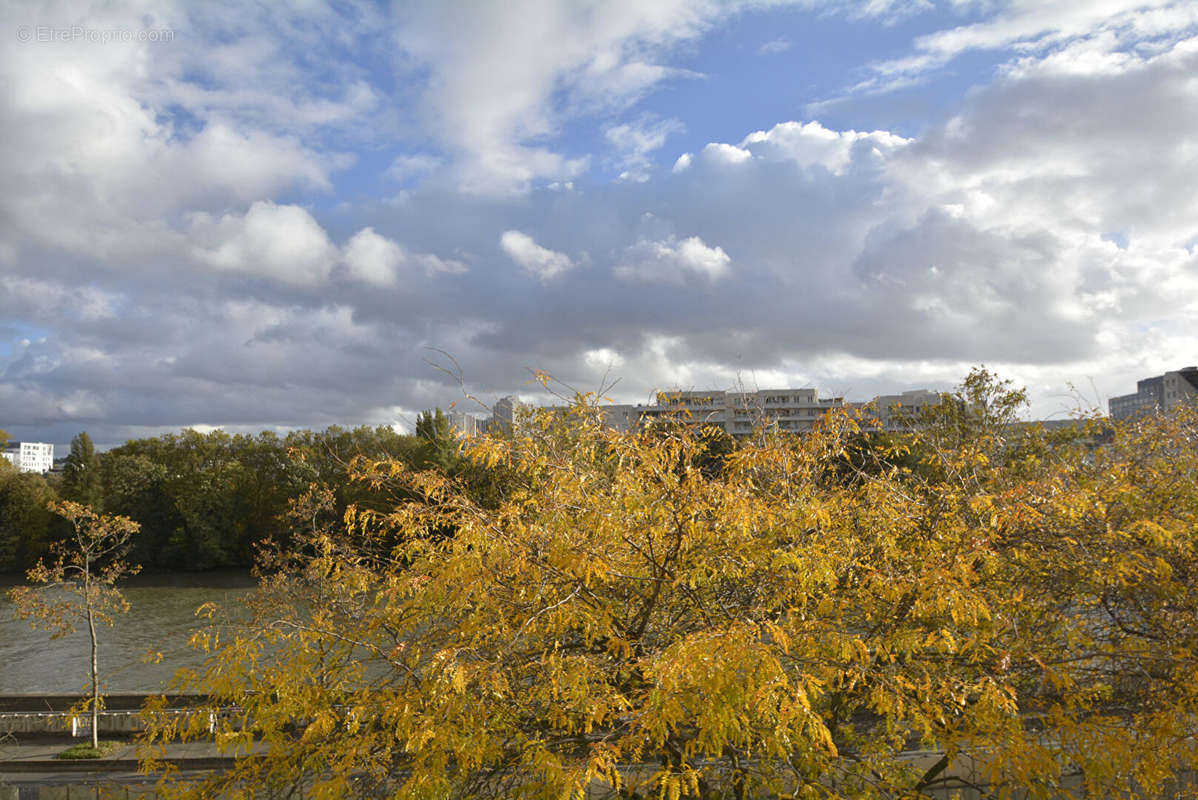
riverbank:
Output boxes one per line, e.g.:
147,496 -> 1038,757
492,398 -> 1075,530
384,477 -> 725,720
0,569 -> 255,587
0,735 -> 246,800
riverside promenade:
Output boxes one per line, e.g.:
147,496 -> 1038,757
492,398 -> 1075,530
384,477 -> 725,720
0,737 -> 236,799
4,697 -> 1193,799
0,694 -> 238,798
5,738 -> 1196,799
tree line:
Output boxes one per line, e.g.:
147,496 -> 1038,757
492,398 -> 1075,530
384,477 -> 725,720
0,411 -> 463,573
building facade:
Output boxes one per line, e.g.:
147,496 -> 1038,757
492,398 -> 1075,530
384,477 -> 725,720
1109,367 -> 1198,420
2,441 -> 54,473
450,386 -> 946,439
491,395 -> 528,433
852,389 -> 945,431
640,388 -> 848,436
599,404 -> 638,432
448,410 -> 485,437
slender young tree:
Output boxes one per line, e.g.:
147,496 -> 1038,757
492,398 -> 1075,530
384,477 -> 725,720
9,501 -> 140,750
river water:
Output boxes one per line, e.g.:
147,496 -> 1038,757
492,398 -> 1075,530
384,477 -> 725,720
0,571 -> 255,694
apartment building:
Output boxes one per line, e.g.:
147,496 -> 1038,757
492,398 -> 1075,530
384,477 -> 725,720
447,385 -> 945,439
488,395 -> 529,433
1109,367 -> 1198,420
852,389 -> 945,431
448,410 -> 485,437
599,404 -> 638,432
441,396 -> 535,438
2,441 -> 55,473
640,388 -> 848,436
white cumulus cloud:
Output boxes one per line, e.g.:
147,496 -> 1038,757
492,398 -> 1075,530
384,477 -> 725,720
341,227 -> 470,286
699,142 -> 753,165
190,201 -> 337,286
615,236 -> 731,284
500,230 -> 575,281
740,121 -> 910,174
343,227 -> 405,287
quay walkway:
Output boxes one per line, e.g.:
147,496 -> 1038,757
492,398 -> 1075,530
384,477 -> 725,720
0,737 -> 236,799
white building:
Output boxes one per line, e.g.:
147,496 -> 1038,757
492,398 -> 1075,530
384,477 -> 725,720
2,441 -> 54,473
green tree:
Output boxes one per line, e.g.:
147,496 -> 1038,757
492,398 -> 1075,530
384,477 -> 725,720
97,425 -> 427,570
225,432 -> 314,561
10,502 -> 140,750
99,453 -> 182,568
116,429 -> 236,568
106,428 -> 279,569
0,464 -> 57,572
62,431 -> 102,507
415,407 -> 459,472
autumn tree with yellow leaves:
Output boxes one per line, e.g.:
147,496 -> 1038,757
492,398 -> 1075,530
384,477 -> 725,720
142,369 -> 1198,799
10,501 -> 141,751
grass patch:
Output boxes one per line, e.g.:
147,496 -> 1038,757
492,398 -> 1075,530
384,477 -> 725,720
58,740 -> 125,759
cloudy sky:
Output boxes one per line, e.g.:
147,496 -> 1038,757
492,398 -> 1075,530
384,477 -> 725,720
3,1 -> 1197,448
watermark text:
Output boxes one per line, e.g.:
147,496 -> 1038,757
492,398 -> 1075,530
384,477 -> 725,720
16,25 -> 175,44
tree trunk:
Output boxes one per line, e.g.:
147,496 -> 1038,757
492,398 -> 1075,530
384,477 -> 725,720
85,571 -> 99,750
